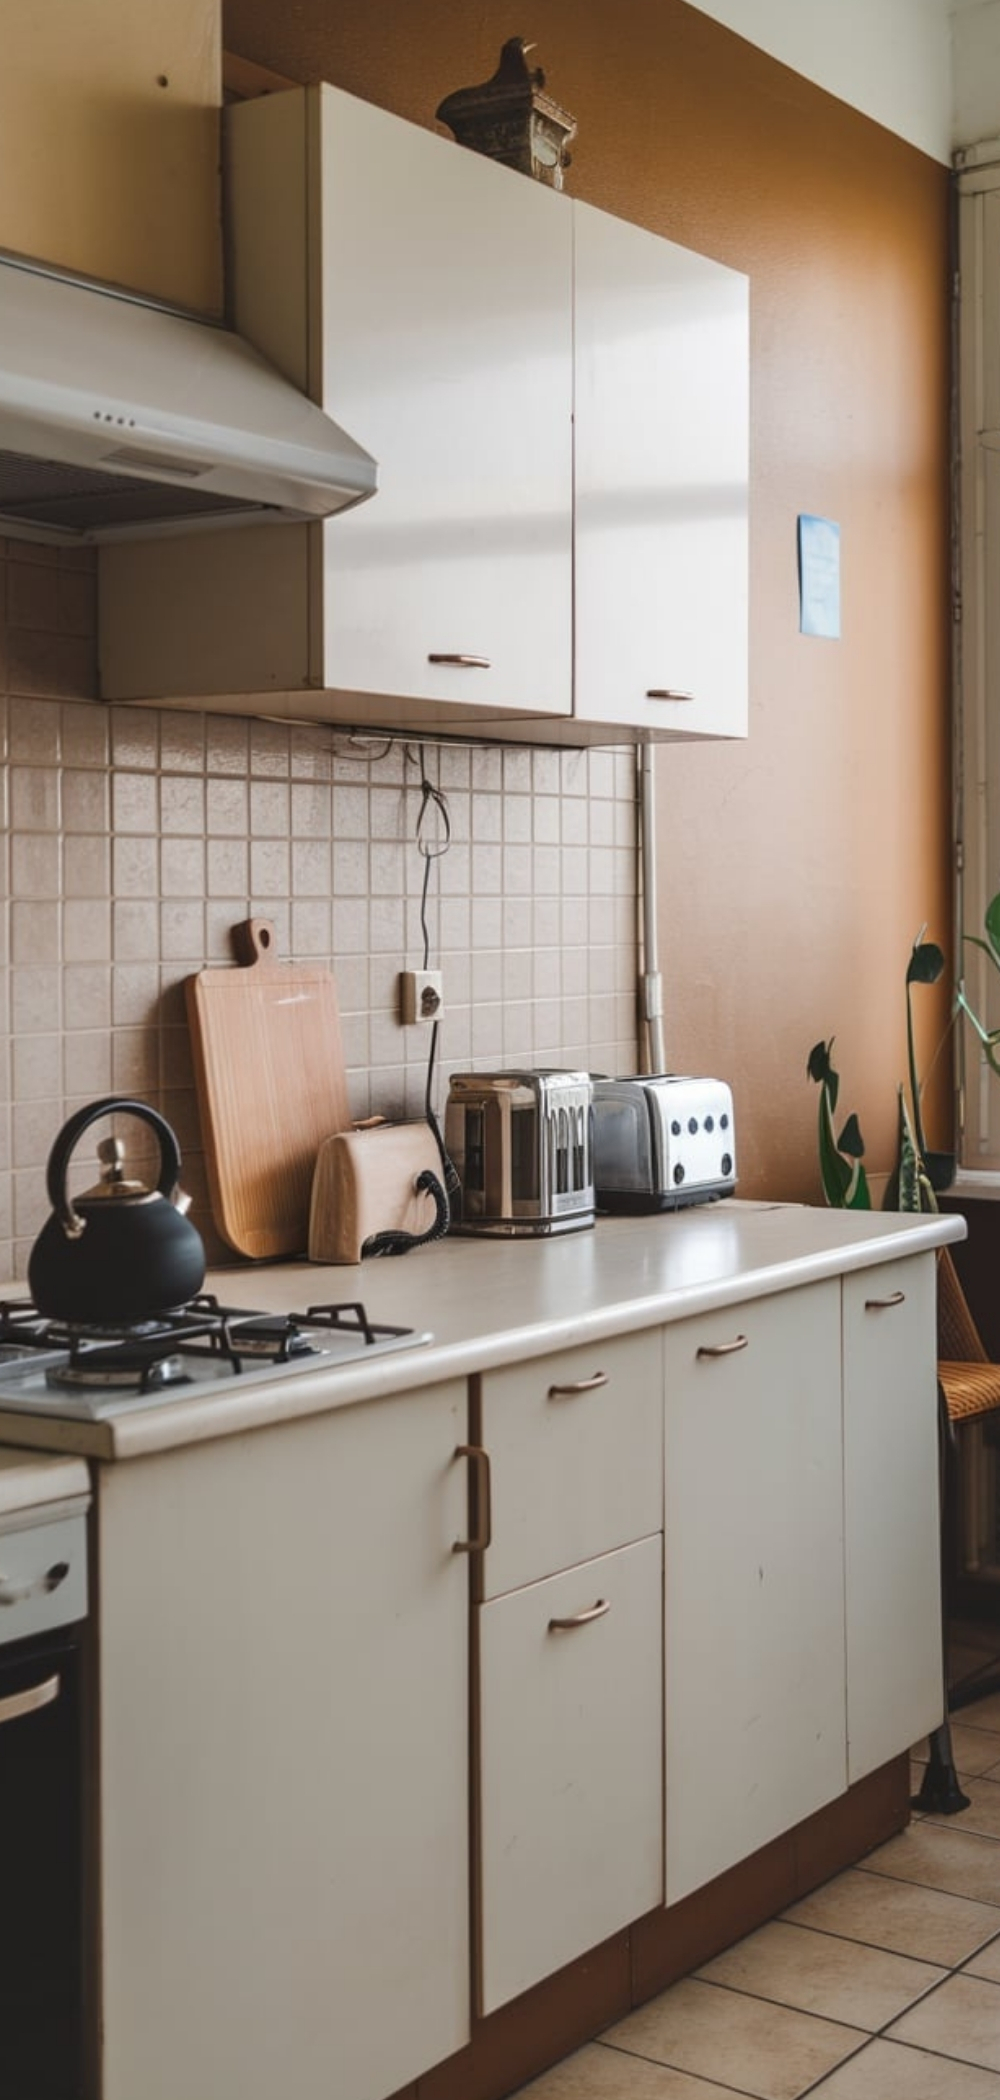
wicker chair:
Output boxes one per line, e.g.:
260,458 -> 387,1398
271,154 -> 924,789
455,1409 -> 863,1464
916,1248 -> 1000,1811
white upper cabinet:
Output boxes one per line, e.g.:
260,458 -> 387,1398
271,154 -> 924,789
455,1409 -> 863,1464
100,83 -> 749,745
574,201 -> 749,737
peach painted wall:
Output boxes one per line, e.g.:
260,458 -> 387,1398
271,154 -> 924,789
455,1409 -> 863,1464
224,0 -> 953,1204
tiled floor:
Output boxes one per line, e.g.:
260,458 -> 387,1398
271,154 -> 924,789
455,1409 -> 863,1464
515,1624 -> 1000,2100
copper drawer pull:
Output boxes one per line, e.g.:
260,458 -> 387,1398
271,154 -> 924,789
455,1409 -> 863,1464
547,1372 -> 609,1399
696,1335 -> 749,1358
428,653 -> 491,668
865,1290 -> 906,1311
646,689 -> 694,701
0,1674 -> 60,1728
548,1599 -> 611,1631
453,1444 -> 492,1555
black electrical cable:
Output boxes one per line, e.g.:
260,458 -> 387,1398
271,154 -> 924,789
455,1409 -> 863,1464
408,745 -> 461,1203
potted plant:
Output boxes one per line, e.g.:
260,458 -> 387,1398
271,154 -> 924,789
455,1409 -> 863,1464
807,927 -> 951,1212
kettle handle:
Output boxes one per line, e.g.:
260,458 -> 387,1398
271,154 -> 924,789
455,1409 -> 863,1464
46,1097 -> 184,1237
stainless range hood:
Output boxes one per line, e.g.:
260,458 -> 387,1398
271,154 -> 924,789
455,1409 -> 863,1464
0,253 -> 377,545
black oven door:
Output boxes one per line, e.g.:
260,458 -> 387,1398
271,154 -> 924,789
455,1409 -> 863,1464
0,1625 -> 85,2100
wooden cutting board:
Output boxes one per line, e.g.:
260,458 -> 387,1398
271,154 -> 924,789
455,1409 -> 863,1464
186,918 -> 352,1260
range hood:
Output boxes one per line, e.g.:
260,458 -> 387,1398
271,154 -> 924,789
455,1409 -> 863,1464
0,253 -> 377,545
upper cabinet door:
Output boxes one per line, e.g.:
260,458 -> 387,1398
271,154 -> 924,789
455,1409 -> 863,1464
309,86 -> 574,718
573,201 -> 749,738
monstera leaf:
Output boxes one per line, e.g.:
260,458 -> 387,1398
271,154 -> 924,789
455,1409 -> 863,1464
806,1039 -> 871,1209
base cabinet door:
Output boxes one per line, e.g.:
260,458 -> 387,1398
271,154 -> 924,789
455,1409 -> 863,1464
479,1534 -> 663,2015
663,1282 -> 846,1904
95,1383 -> 470,2100
843,1253 -> 943,1781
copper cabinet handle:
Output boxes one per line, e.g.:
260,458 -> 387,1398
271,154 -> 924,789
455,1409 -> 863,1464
453,1444 -> 492,1554
696,1335 -> 749,1358
547,1371 -> 609,1399
428,654 -> 491,668
0,1673 -> 60,1728
865,1290 -> 906,1311
0,1560 -> 71,1607
646,689 -> 694,701
548,1599 -> 611,1631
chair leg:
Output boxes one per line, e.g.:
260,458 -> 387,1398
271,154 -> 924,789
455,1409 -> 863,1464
912,1384 -> 970,1815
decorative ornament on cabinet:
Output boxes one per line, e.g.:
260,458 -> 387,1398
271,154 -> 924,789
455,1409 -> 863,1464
436,37 -> 577,190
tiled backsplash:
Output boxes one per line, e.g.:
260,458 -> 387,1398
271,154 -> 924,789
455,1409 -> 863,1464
0,537 -> 639,1276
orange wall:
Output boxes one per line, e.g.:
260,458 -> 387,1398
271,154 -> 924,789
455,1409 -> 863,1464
224,0 -> 953,1203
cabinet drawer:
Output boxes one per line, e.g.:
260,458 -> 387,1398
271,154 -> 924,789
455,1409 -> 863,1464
479,1329 -> 662,1598
0,1513 -> 87,1645
479,1533 -> 663,2014
843,1253 -> 943,1780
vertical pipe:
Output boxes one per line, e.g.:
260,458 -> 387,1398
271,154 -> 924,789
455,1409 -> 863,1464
638,744 -> 665,1073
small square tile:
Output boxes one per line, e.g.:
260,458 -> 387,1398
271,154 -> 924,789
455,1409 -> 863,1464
159,775 -> 205,836
783,1865 -> 1000,1967
804,2035 -> 1000,2096
113,771 -> 158,834
64,899 -> 110,963
61,700 -> 108,767
887,1971 -> 1000,2071
10,765 -> 58,831
966,1937 -> 1000,1984
861,1821 -> 1000,1907
109,708 -> 159,769
602,1976 -> 864,2100
696,1918 -> 944,2029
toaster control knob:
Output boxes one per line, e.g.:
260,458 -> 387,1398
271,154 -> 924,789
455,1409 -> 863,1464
673,1163 -> 685,1186
721,1153 -> 733,1177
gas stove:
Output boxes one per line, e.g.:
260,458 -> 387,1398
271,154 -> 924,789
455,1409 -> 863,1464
0,1294 -> 432,1420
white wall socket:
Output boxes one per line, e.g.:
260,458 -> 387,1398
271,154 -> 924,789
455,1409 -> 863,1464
399,969 -> 444,1025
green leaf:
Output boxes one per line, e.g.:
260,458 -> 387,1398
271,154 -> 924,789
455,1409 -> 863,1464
906,939 -> 945,987
985,890 -> 1000,965
836,1112 -> 865,1159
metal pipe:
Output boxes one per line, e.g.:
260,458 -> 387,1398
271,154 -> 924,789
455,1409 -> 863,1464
637,744 -> 665,1073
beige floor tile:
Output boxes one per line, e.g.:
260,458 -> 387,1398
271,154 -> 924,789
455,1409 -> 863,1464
860,1819 -> 1000,1906
923,1779 -> 1000,1841
694,1918 -> 943,2028
913,1725 -> 1000,1778
886,1972 -> 1000,2071
802,2035 -> 1000,2097
954,1691 -> 1000,1734
512,2041 -> 749,2098
783,1866 -> 1000,1966
967,1937 -> 1000,1985
600,1976 -> 863,2100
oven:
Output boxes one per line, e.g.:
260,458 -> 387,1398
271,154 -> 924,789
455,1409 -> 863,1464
0,1497 -> 89,2100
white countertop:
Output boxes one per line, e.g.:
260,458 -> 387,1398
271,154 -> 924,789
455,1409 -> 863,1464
0,1200 -> 965,1464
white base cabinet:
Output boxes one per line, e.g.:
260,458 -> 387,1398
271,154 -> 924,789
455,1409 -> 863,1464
663,1281 -> 846,1905
95,1382 -> 470,2100
843,1252 -> 943,1782
479,1535 -> 663,2015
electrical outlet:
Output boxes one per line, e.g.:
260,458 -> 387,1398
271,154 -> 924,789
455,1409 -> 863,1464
399,969 -> 444,1025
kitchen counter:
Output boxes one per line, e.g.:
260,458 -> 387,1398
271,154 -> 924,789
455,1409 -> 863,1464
0,1199 -> 965,1463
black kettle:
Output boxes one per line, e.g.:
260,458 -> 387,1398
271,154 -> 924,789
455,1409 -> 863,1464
28,1098 -> 206,1325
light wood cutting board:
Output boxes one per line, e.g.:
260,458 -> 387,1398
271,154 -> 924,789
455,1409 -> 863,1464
185,918 -> 352,1260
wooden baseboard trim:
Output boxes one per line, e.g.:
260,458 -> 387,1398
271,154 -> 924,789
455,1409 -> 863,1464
407,1754 -> 911,2100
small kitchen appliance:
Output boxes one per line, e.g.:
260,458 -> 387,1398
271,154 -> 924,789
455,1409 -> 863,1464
591,1074 -> 736,1212
445,1070 -> 594,1236
28,1097 -> 206,1324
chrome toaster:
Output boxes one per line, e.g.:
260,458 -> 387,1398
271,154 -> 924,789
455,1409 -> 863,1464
444,1070 -> 595,1236
591,1074 -> 736,1212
